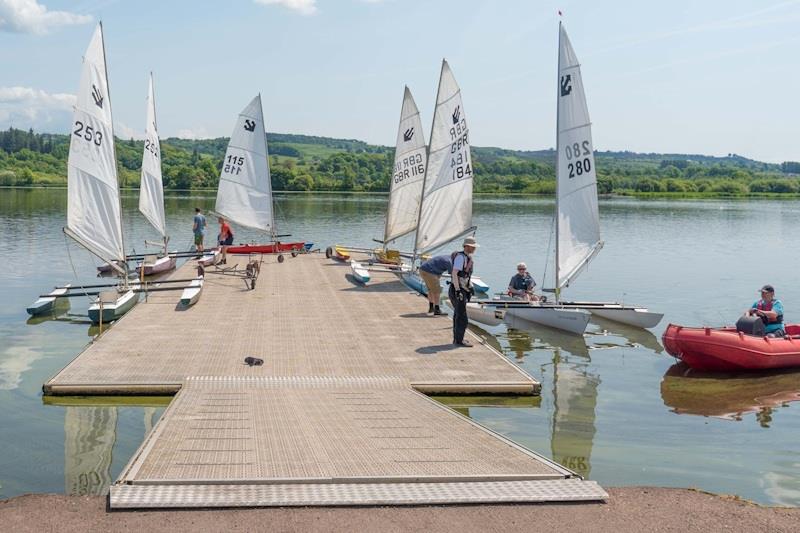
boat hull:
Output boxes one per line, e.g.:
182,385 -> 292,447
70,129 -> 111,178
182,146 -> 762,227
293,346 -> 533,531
226,241 -> 306,254
87,289 -> 139,325
180,278 -> 204,307
350,261 -> 370,284
198,250 -> 221,267
466,302 -> 505,326
27,285 -> 70,315
559,302 -> 663,329
139,255 -> 177,277
663,323 -> 800,372
504,305 -> 591,335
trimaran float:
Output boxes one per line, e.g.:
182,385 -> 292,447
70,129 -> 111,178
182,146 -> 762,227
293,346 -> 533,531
476,23 -> 662,334
213,95 -> 308,261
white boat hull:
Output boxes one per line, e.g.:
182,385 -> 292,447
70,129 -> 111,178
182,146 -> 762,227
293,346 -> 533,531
350,261 -> 370,284
88,289 -> 139,325
27,285 -> 71,316
466,302 -> 505,327
198,250 -> 221,267
560,302 -> 663,329
138,255 -> 177,276
180,278 -> 204,307
505,305 -> 591,335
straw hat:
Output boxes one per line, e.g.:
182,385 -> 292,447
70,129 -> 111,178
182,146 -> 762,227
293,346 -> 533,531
463,236 -> 479,248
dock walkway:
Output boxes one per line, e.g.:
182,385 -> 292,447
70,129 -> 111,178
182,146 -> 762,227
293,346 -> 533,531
45,254 -> 607,507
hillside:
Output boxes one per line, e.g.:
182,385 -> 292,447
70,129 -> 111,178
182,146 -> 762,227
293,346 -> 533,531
1,127 -> 798,195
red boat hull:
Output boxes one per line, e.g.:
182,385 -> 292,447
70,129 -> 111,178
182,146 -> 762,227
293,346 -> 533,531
663,323 -> 800,372
226,242 -> 305,254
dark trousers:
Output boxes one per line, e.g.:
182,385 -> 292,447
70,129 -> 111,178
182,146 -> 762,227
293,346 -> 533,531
448,284 -> 470,344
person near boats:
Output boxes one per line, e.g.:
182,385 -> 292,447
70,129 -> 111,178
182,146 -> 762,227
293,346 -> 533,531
419,255 -> 451,315
449,237 -> 478,347
193,207 -> 207,254
508,262 -> 538,301
217,216 -> 234,264
747,284 -> 785,337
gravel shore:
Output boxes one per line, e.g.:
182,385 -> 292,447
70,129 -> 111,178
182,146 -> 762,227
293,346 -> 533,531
1,487 -> 798,532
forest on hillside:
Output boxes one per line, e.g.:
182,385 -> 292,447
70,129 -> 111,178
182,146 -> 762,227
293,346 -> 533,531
1,127 -> 799,196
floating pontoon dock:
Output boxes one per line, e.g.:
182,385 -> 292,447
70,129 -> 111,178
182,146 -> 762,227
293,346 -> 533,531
44,254 -> 607,508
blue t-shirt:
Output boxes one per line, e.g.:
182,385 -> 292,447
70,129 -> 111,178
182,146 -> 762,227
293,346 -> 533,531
420,255 -> 452,276
752,299 -> 784,333
509,273 -> 535,292
193,213 -> 207,236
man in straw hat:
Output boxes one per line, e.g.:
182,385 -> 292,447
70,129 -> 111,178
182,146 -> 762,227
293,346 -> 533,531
448,236 -> 478,347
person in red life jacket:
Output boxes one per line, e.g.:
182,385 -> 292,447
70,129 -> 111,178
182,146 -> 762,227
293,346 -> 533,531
448,236 -> 478,347
747,284 -> 785,337
217,217 -> 234,265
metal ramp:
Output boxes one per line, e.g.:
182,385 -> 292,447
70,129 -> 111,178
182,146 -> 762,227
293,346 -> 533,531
111,377 -> 607,508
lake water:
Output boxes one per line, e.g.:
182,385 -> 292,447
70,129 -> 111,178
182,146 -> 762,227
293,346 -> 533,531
1,188 -> 799,506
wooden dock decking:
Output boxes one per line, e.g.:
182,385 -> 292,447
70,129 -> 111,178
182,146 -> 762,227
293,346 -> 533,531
45,254 -> 607,507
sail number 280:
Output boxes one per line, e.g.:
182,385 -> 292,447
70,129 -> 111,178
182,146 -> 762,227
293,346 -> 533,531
73,120 -> 103,147
565,140 -> 591,179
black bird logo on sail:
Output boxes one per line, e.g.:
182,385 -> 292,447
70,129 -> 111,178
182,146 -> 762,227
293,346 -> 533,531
403,127 -> 414,142
560,75 -> 572,97
244,119 -> 256,132
452,105 -> 461,124
91,85 -> 104,109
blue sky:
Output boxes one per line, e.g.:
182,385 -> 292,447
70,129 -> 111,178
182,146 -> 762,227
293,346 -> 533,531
0,0 -> 798,162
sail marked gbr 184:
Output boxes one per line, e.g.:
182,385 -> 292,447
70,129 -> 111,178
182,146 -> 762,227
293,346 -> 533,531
414,60 -> 474,254
556,23 -> 603,290
66,23 -> 126,271
384,86 -> 427,244
215,95 -> 275,235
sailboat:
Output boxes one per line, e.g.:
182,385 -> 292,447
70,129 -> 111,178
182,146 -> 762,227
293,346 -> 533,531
65,24 -> 138,324
401,60 -> 489,294
486,23 -> 661,333
215,95 -> 306,257
136,73 -> 176,276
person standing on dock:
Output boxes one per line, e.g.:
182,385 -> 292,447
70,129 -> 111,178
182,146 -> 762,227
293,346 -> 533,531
419,255 -> 452,315
217,216 -> 234,264
193,207 -> 207,255
449,237 -> 478,347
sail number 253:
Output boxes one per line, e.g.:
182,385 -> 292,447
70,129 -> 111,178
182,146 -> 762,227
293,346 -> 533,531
565,140 -> 592,179
73,120 -> 103,147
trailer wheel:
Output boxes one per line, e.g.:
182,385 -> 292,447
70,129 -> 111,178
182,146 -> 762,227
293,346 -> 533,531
291,251 -> 298,258
325,246 -> 333,259
277,254 -> 285,263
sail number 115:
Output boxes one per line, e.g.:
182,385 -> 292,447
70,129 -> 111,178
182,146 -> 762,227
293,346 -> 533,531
565,140 -> 591,179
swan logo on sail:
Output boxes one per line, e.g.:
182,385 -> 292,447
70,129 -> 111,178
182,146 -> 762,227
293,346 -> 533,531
452,105 -> 461,124
403,127 -> 414,142
91,85 -> 104,109
244,119 -> 256,132
560,75 -> 572,97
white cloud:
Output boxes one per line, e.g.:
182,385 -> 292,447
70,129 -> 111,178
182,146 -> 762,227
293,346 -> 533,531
0,0 -> 92,34
254,0 -> 317,16
176,127 -> 210,140
0,86 -> 75,129
115,121 -> 144,140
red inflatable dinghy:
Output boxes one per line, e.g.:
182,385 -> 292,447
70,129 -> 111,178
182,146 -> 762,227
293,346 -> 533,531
663,323 -> 800,372
225,242 -> 305,254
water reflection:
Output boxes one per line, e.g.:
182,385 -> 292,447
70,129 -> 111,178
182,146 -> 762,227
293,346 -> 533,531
64,406 -> 117,496
660,363 -> 800,424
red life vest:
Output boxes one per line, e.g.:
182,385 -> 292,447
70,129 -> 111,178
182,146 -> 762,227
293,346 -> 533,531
756,299 -> 783,324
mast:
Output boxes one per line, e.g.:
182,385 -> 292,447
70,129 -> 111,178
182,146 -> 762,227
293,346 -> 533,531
412,60 -> 446,265
151,71 -> 167,249
554,22 -> 562,303
99,21 -> 128,287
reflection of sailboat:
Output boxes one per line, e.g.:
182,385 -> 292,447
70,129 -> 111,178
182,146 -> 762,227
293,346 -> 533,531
550,348 -> 600,478
588,316 -> 663,354
504,313 -> 589,357
660,363 -> 800,421
64,406 -> 117,496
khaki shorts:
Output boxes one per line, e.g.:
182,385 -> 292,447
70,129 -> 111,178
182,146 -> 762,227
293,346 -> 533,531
420,270 -> 442,300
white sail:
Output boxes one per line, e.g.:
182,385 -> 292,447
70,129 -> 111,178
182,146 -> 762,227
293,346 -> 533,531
384,87 -> 427,244
556,24 -> 603,289
66,24 -> 125,265
215,94 -> 274,234
138,73 -> 166,240
414,60 -> 474,254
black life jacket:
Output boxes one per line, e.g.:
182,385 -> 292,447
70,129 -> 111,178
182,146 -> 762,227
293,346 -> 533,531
450,251 -> 473,285
757,299 -> 783,324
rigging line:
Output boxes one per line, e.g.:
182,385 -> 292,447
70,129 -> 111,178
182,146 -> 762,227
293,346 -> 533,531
542,204 -> 556,288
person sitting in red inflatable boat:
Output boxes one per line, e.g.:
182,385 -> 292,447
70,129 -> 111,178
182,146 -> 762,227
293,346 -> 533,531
747,284 -> 785,337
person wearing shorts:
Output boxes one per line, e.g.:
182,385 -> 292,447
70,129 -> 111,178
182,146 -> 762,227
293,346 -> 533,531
217,216 -> 234,264
193,207 -> 207,254
419,255 -> 452,315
